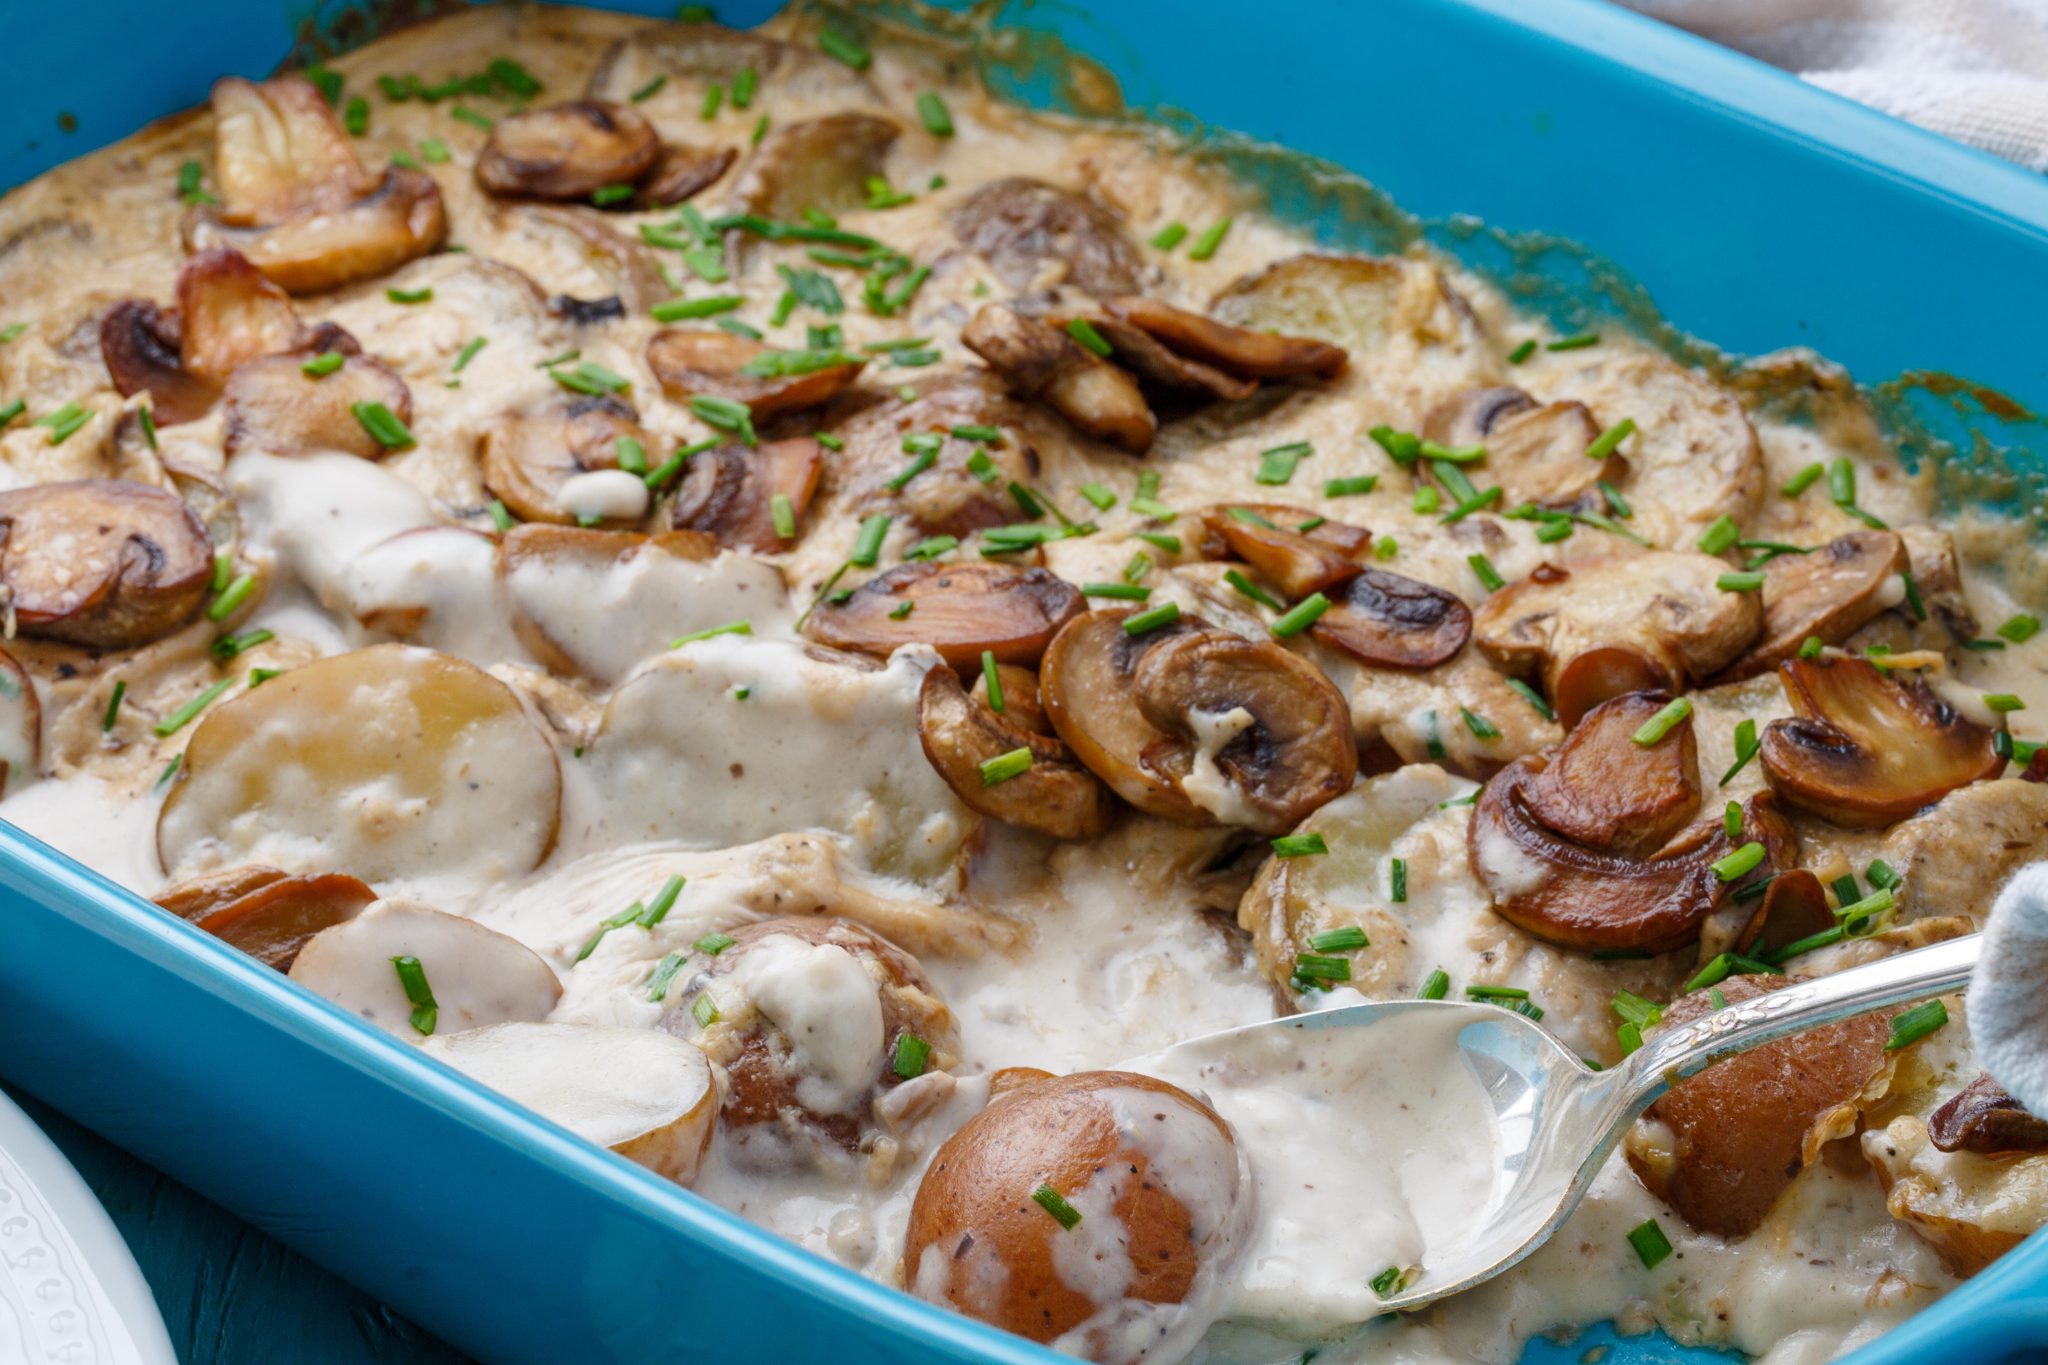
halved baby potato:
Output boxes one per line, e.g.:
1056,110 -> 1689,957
423,1022 -> 717,1185
0,480 -> 214,648
158,645 -> 561,884
290,900 -> 561,1040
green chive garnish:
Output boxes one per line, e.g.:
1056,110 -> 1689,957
1886,1000 -> 1949,1052
1032,1183 -> 1082,1229
978,746 -> 1032,786
1325,475 -> 1377,497
850,513 -> 890,567
671,620 -> 751,647
1225,569 -> 1283,611
1065,317 -> 1112,357
1273,832 -> 1329,858
154,678 -> 234,736
1390,857 -> 1408,903
301,351 -> 344,377
1631,696 -> 1692,746
893,1032 -> 932,1079
1719,717 -> 1760,785
1717,571 -> 1766,592
352,401 -> 415,449
391,955 -> 439,1036
1584,417 -> 1635,461
917,91 -> 953,137
1697,514 -> 1739,555
1420,968 -> 1448,999
1506,339 -> 1536,364
1187,218 -> 1231,261
818,29 -> 871,69
102,680 -> 127,731
1309,925 -> 1366,952
1468,553 -> 1505,592
1123,602 -> 1181,635
1781,462 -> 1825,497
1506,678 -> 1554,721
1627,1218 -> 1673,1269
1547,333 -> 1599,352
207,573 -> 256,622
1270,593 -> 1331,637
1711,841 -> 1766,882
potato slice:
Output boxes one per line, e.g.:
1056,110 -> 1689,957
423,1022 -> 716,1184
476,101 -> 661,201
342,526 -> 533,665
1866,1113 -> 2048,1276
158,645 -> 562,884
949,178 -> 1144,298
497,524 -> 789,683
731,113 -> 900,221
290,901 -> 561,1040
1879,779 -> 2048,926
802,562 -> 1083,670
0,480 -> 214,648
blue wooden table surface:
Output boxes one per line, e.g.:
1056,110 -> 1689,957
5,1082 -> 470,1365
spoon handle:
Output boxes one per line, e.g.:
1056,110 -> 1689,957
1624,933 -> 1978,1100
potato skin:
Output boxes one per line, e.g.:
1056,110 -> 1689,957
903,1070 -> 1241,1358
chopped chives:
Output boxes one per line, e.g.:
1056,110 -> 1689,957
979,747 -> 1032,785
816,431 -> 846,451
1798,635 -> 1825,660
1123,602 -> 1181,635
385,286 -> 433,304
1468,553 -> 1505,592
1866,858 -> 1901,890
1270,592 -> 1331,637
965,450 -> 999,484
1032,1183 -> 1082,1230
818,29 -> 871,69
1781,462 -> 1825,497
153,678 -> 234,736
1255,441 -> 1312,485
651,294 -> 743,322
1390,857 -> 1408,903
1584,417 -> 1636,461
704,84 -> 727,120
888,600 -> 914,621
1309,925 -> 1367,951
1122,551 -> 1152,584
1078,483 -> 1116,511
1998,614 -> 2042,644
1465,984 -> 1529,1000
1506,678 -> 1554,721
693,931 -> 736,956
1187,218 -> 1232,261
1685,951 -> 1780,993
893,1032 -> 932,1079
1535,519 -> 1573,544
1135,531 -> 1182,554
1724,800 -> 1743,839
488,500 -> 515,532
1369,425 -> 1422,464
351,400 -> 415,449
690,394 -> 756,445
391,955 -> 439,1036
1507,339 -> 1537,364
211,550 -> 233,593
1697,514 -> 1739,555
1420,968 -> 1448,999
670,620 -> 751,647
301,351 -> 344,377
1985,693 -> 2026,712
1065,317 -> 1112,357
981,650 -> 1004,712
614,435 -> 648,475
1130,496 -> 1177,521
419,137 -> 450,163
770,493 -> 797,540
207,573 -> 256,622
1442,487 -> 1504,522
731,65 -> 759,109
630,74 -> 668,103
1886,1000 -> 1949,1052
1627,1218 -> 1673,1269
247,668 -> 281,688
451,105 -> 494,131
1547,333 -> 1599,352
452,335 -> 488,373
1425,709 -> 1447,761
1461,708 -> 1500,741
905,535 -> 957,562
1612,990 -> 1663,1029
645,951 -> 688,1003
1082,582 -> 1149,601
1828,457 -> 1856,506
1711,841 -> 1766,882
1294,953 -> 1352,983
210,627 -> 273,662
1225,569 -> 1282,611
2,397 -> 32,427
886,449 -> 936,491
1718,717 -> 1760,785
1369,1264 -> 1410,1298
102,680 -> 127,731
1324,475 -> 1377,497
691,993 -> 720,1028
1273,832 -> 1329,858
1631,696 -> 1692,746
1412,485 -> 1441,515
1598,480 -> 1632,518
1151,222 -> 1188,250
1901,572 -> 1928,621
1717,571 -> 1766,592
1420,439 -> 1485,464
850,513 -> 891,566
917,91 -> 954,137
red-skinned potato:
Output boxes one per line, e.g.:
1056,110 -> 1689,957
904,1070 -> 1245,1364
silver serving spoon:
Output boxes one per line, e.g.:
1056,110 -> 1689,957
1148,932 -> 1977,1315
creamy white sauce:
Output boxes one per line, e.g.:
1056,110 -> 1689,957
557,468 -> 650,523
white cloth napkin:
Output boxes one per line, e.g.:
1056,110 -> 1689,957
1619,0 -> 2048,171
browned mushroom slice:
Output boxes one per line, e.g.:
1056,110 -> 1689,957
1930,1076 -> 2048,1156
1735,867 -> 1835,958
1474,552 -> 1763,727
1421,386 -> 1613,509
209,76 -> 375,225
961,304 -> 1155,452
1040,609 -> 1213,824
225,353 -> 411,459
99,302 -> 215,425
1469,756 -> 1790,955
828,373 -> 1038,536
1760,656 -> 2003,828
1195,504 -> 1372,560
1130,629 -> 1358,834
666,436 -> 822,553
637,143 -> 737,208
155,865 -> 291,921
646,328 -> 865,421
731,113 -> 899,221
1523,691 -> 1700,858
187,166 -> 448,295
481,397 -> 652,526
511,205 -> 670,315
1724,531 -> 1909,679
974,662 -> 1051,734
1056,314 -> 1254,402
476,101 -> 661,201
803,562 -> 1083,670
0,481 -> 214,648
950,178 -> 1144,298
1198,507 -> 1365,599
1626,974 -> 1893,1237
188,871 -> 378,971
1308,568 -> 1472,670
1104,296 -> 1347,381
176,247 -> 327,386
917,666 -> 1113,840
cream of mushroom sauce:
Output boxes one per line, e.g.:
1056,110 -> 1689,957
2,6 -> 2047,1363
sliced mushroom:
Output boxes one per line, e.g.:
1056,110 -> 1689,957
225,353 -> 412,459
187,165 -> 448,295
960,303 -> 1155,452
803,562 -> 1084,670
917,665 -> 1112,839
511,206 -> 670,314
1473,552 -> 1764,726
1735,867 -> 1835,958
1104,295 -> 1347,381
1040,609 -> 1214,823
1724,531 -> 1908,679
1470,728 -> 1791,955
476,101 -> 661,200
827,372 -> 1039,536
0,480 -> 213,648
1131,628 -> 1359,833
1626,974 -> 1893,1236
423,1022 -> 719,1185
1421,386 -> 1613,509
1198,506 -> 1365,599
1523,691 -> 1701,858
731,113 -> 899,221
1053,313 -> 1254,402
1897,525 -> 1976,643
1195,504 -> 1372,561
155,869 -> 376,971
1930,1076 -> 2048,1156
99,301 -> 214,426
208,76 -> 374,225
157,645 -> 562,883
645,328 -> 865,420
1760,657 -> 2003,827
1309,568 -> 1471,670
637,142 -> 737,208
949,178 -> 1144,298
481,396 -> 652,526
1207,254 -> 1486,377
289,900 -> 562,1041
665,436 -> 823,553
973,662 -> 1050,734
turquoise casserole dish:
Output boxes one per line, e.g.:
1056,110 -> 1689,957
1,1 -> 2045,1361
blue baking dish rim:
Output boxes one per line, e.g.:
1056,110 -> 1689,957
2,0 -> 2045,1361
